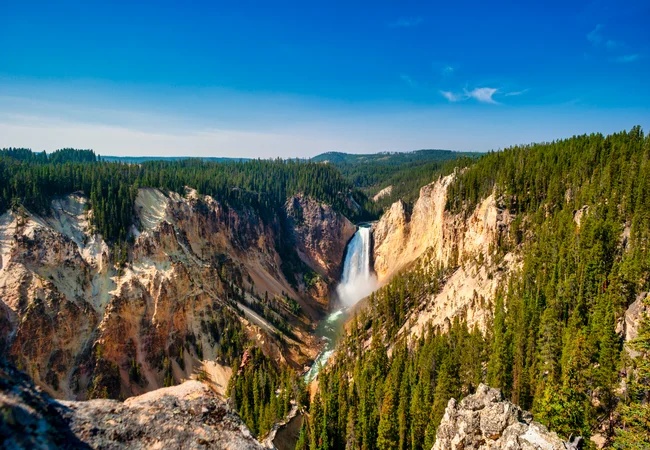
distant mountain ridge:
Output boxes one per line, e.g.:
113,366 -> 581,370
310,149 -> 480,164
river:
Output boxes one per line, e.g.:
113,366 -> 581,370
274,225 -> 377,448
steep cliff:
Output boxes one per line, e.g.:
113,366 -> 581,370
372,173 -> 514,334
284,194 -> 356,283
432,384 -> 573,450
373,173 -> 511,283
0,188 -> 352,400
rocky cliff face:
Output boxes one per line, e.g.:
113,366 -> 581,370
0,188 -> 352,400
373,173 -> 514,334
284,194 -> 356,283
373,173 -> 511,283
432,384 -> 572,450
0,358 -> 262,449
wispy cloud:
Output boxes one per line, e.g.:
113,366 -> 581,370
440,87 -> 500,104
505,88 -> 530,97
615,54 -> 640,63
585,24 -> 641,64
466,87 -> 499,104
440,91 -> 465,102
587,24 -> 604,45
390,17 -> 423,28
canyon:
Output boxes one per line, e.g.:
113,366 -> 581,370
2,149 -> 648,448
1,353 -> 574,450
0,187 -> 354,402
0,170 -> 518,447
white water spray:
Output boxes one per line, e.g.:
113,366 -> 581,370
336,227 -> 378,307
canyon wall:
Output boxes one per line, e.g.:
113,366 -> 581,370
285,194 -> 356,283
373,173 -> 515,334
0,188 -> 352,400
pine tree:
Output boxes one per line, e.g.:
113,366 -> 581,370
376,372 -> 399,450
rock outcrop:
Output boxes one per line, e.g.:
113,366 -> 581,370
0,357 -> 90,449
0,188 -> 348,400
621,292 -> 649,357
433,384 -> 571,450
0,358 -> 263,449
372,185 -> 393,202
60,381 -> 263,449
373,173 -> 515,334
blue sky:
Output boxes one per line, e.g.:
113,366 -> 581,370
1,0 -> 649,157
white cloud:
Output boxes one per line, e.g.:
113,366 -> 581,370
440,87 -> 500,104
465,87 -> 499,104
587,24 -> 603,44
390,17 -> 423,28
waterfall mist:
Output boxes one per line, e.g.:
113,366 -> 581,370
336,227 -> 378,307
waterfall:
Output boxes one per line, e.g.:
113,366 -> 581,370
336,227 -> 377,307
304,226 -> 378,384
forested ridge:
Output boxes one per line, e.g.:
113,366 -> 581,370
302,127 -> 650,449
311,149 -> 478,214
0,149 -> 371,242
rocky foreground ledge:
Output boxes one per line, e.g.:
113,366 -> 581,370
433,384 -> 579,450
0,358 -> 263,449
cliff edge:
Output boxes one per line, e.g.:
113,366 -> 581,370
0,358 -> 262,449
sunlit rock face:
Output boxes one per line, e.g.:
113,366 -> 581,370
373,173 -> 516,336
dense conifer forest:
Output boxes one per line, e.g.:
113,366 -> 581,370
300,127 -> 650,449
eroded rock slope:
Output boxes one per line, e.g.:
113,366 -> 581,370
0,188 -> 352,400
